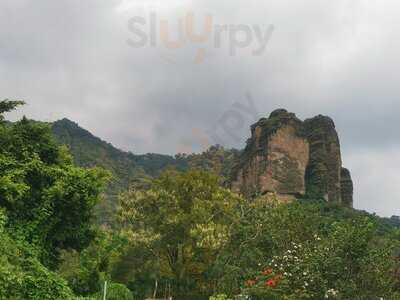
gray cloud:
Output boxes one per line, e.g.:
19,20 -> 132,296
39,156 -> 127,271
1,0 -> 399,216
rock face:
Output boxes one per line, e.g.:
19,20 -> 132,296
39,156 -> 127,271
340,168 -> 354,207
231,109 -> 353,207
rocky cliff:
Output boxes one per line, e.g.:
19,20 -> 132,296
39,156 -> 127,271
231,109 -> 353,207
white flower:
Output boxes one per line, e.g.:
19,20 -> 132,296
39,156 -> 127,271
325,289 -> 339,298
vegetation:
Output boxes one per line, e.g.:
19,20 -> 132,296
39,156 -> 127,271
51,120 -> 238,224
1,100 -> 400,299
115,170 -> 242,299
0,100 -> 129,299
112,173 -> 400,299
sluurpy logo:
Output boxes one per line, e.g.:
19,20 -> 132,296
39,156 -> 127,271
127,11 -> 274,64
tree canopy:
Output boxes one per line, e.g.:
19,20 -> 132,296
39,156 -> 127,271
0,100 -> 112,298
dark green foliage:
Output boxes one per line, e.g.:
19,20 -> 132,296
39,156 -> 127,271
0,100 -> 110,298
0,117 -> 109,265
0,209 -> 74,299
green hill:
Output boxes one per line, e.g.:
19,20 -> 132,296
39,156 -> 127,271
52,119 -> 189,193
51,119 -> 238,205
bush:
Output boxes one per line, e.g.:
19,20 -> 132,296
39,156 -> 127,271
96,282 -> 133,300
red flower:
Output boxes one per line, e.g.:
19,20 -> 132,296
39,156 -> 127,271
265,279 -> 277,288
262,268 -> 273,276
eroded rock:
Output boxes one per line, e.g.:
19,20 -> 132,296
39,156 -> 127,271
231,109 -> 353,207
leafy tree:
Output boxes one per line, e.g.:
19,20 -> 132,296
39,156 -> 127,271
0,101 -> 109,266
116,169 -> 243,299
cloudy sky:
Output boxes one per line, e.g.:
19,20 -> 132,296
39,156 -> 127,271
1,0 -> 399,216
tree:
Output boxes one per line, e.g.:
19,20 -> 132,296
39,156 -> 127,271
0,99 -> 24,121
116,169 -> 243,299
0,101 -> 110,266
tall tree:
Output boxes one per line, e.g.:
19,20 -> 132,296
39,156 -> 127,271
0,100 -> 109,266
117,169 -> 243,299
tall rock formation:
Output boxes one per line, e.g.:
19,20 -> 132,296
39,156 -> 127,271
231,109 -> 353,207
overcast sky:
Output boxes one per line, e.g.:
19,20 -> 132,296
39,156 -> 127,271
1,0 -> 399,217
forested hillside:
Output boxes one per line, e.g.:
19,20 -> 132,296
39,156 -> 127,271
51,118 -> 238,196
52,119 -> 187,192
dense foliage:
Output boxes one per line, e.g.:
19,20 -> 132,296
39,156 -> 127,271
110,170 -> 400,299
0,208 -> 75,299
0,100 -> 129,299
0,116 -> 109,265
115,170 -> 242,299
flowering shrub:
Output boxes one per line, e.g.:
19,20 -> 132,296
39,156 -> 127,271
244,240 -> 337,299
242,219 -> 400,300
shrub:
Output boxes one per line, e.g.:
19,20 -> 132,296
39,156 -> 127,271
96,282 -> 133,300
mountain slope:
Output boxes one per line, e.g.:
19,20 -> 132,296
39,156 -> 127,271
52,118 -> 188,195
